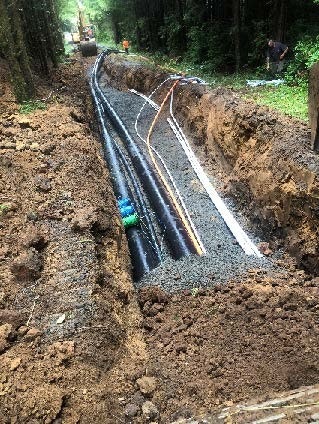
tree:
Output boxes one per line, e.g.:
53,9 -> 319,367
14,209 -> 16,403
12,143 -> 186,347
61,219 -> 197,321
93,0 -> 319,74
0,0 -> 34,101
232,0 -> 241,72
0,0 -> 63,101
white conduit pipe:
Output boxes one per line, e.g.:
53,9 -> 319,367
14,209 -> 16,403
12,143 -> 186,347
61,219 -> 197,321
131,89 -> 207,255
168,92 -> 262,257
130,89 -> 160,111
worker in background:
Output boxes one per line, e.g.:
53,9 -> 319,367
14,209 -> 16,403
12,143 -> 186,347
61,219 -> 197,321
122,39 -> 129,54
266,39 -> 288,74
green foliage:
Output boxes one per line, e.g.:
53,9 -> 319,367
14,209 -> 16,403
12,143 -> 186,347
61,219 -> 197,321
184,21 -> 233,73
57,0 -> 77,21
143,52 -> 307,121
245,21 -> 269,68
0,204 -> 10,215
285,35 -> 319,85
245,84 -> 308,121
57,0 -> 114,42
185,26 -> 207,64
19,100 -> 47,114
158,14 -> 184,56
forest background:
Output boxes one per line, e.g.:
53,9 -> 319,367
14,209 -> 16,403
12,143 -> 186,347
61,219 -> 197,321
1,0 -> 319,119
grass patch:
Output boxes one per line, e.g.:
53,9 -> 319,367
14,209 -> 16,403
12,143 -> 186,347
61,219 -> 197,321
0,203 -> 11,215
19,100 -> 46,115
244,84 -> 308,121
135,53 -> 308,121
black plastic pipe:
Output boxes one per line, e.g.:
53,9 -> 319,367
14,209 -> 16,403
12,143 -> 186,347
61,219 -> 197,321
111,126 -> 162,260
93,51 -> 197,259
91,81 -> 160,280
92,58 -> 161,261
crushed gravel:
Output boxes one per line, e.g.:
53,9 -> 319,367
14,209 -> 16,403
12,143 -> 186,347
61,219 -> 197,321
98,75 -> 279,291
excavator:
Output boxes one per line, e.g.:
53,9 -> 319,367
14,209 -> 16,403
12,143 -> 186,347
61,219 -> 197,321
71,3 -> 97,57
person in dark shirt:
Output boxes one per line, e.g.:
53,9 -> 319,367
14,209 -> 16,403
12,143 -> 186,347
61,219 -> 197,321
266,39 -> 288,74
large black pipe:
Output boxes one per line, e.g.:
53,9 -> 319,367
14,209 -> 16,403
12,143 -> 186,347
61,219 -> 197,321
111,131 -> 162,260
92,58 -> 161,261
91,81 -> 160,280
93,51 -> 197,259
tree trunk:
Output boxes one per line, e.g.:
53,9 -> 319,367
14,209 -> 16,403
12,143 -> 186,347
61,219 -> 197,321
273,0 -> 287,41
0,0 -> 33,101
309,62 -> 319,151
232,0 -> 241,72
7,0 -> 35,94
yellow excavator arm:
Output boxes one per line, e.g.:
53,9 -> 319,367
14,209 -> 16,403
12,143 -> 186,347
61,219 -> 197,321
72,4 -> 97,56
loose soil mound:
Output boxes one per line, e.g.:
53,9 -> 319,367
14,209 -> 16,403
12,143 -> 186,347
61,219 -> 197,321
138,277 -> 319,421
0,58 -> 146,423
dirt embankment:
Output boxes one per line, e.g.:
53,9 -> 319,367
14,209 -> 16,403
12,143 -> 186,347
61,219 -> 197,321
0,58 -> 146,423
103,54 -> 319,275
138,279 -> 319,422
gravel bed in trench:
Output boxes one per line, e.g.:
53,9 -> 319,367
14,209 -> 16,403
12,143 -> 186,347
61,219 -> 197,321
99,75 -> 279,291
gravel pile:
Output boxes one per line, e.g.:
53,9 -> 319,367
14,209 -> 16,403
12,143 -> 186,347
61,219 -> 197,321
99,76 -> 278,291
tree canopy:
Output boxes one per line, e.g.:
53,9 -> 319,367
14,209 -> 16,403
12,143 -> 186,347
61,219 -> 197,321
102,0 -> 319,74
2,0 -> 319,101
58,0 -> 319,77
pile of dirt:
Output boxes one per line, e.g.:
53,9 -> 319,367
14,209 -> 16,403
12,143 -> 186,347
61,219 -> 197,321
102,53 -> 319,276
137,274 -> 319,421
0,57 -> 146,422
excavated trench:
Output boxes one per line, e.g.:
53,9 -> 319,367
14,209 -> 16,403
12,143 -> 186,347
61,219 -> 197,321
94,51 -> 271,291
91,54 -> 319,421
1,54 -> 319,423
102,53 -> 319,277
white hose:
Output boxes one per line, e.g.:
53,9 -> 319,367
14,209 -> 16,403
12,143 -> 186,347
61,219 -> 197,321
132,86 -> 207,255
168,91 -> 262,257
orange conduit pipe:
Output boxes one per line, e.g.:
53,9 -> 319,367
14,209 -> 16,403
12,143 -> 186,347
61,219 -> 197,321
146,80 -> 204,256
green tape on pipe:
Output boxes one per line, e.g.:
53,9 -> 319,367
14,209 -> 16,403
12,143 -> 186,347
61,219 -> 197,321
123,213 -> 139,228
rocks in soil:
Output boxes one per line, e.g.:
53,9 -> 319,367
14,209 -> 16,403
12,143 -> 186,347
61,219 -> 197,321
20,225 -> 48,251
17,117 -> 32,129
136,376 -> 157,396
15,141 -> 27,151
10,248 -> 42,281
34,175 -> 52,192
30,142 -> 40,151
0,309 -> 26,328
10,357 -> 21,371
258,242 -> 273,256
138,287 -> 169,308
0,323 -> 13,353
24,328 -> 42,341
71,206 -> 109,233
47,341 -> 75,360
40,142 -> 56,155
142,401 -> 159,420
70,109 -> 85,123
26,211 -> 39,222
0,141 -> 16,149
125,403 -> 140,418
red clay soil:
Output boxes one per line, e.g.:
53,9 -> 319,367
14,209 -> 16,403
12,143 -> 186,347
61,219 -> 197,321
0,54 -> 319,423
0,58 -> 146,423
137,277 -> 319,422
